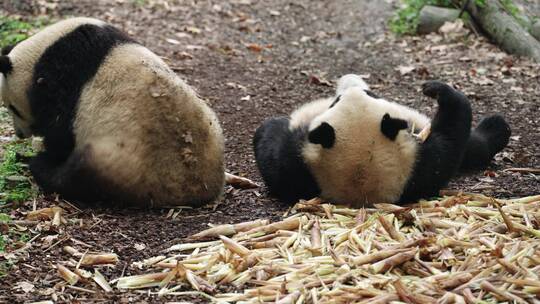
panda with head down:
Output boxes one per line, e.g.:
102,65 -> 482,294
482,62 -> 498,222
254,75 -> 511,207
0,17 -> 225,207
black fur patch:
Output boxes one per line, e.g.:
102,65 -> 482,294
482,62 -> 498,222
28,23 -> 135,161
29,145 -> 136,205
460,114 -> 511,171
381,113 -> 408,141
1,44 -> 16,55
399,81 -> 472,204
254,117 -> 321,203
329,95 -> 341,108
0,56 -> 13,74
308,122 -> 335,148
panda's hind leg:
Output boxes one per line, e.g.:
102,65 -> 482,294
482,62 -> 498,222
460,114 -> 511,171
30,145 -> 107,203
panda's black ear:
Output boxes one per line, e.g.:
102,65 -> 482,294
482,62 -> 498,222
381,113 -> 408,141
308,122 -> 335,148
1,45 -> 15,56
0,56 -> 13,75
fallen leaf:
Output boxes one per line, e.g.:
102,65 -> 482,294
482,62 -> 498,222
439,19 -> 465,35
484,170 -> 497,178
245,43 -> 264,52
396,65 -> 415,76
166,38 -> 180,45
175,51 -> 193,60
175,32 -> 191,39
185,26 -> 202,35
308,75 -> 332,86
472,77 -> 494,86
299,36 -> 311,43
13,281 -> 35,293
134,243 -> 146,251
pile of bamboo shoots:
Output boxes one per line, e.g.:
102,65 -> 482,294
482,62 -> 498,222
118,193 -> 540,303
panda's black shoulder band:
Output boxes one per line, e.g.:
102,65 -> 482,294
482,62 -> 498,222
0,56 -> 13,74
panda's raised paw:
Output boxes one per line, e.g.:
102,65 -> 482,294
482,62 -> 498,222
422,80 -> 451,99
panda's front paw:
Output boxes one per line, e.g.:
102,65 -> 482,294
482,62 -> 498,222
422,81 -> 450,99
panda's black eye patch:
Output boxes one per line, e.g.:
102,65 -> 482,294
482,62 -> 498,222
8,105 -> 23,119
329,95 -> 341,108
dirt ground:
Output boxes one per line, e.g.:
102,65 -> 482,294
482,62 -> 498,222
0,0 -> 539,303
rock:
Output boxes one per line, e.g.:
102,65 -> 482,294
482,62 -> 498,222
532,21 -> 540,41
417,5 -> 460,34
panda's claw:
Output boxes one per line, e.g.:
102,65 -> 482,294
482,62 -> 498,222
422,80 -> 450,99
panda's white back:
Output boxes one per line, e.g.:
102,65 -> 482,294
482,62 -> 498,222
74,43 -> 225,205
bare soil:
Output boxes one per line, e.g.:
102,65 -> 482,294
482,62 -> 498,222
0,0 -> 539,303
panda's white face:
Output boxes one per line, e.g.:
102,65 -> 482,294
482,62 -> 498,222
1,71 -> 33,138
302,87 -> 419,207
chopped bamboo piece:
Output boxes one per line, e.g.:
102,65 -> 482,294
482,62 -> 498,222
371,250 -> 416,273
220,235 -> 251,257
438,272 -> 473,289
190,219 -> 269,240
80,253 -> 119,266
225,172 -> 259,189
310,218 -> 322,255
117,272 -> 170,289
115,193 -> 540,303
93,269 -> 113,293
378,214 -> 404,241
27,207 -> 65,221
57,264 -> 79,285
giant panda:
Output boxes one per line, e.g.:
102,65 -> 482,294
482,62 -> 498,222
253,76 -> 511,206
0,17 -> 225,207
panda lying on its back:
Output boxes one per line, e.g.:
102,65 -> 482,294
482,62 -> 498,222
254,75 -> 511,206
0,18 -> 225,207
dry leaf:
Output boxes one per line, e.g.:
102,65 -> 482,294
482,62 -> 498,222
397,65 -> 415,76
245,43 -> 264,52
166,38 -> 180,45
12,281 -> 35,293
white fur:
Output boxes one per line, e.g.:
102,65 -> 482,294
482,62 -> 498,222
303,87 -> 418,207
336,74 -> 369,95
288,74 -> 430,133
289,97 -> 333,130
